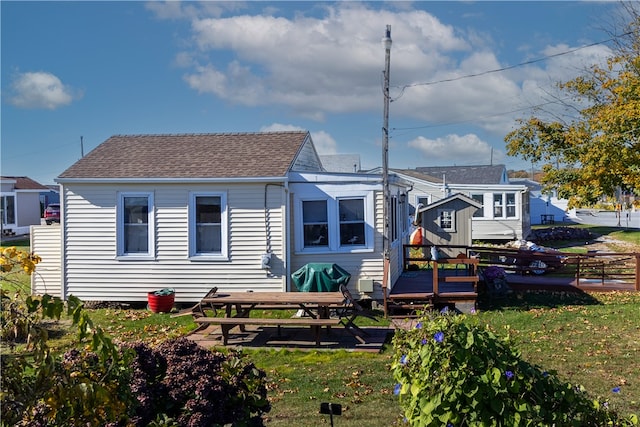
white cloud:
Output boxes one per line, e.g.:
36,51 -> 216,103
260,123 -> 338,154
407,134 -> 503,165
8,71 -> 79,110
158,3 -> 613,140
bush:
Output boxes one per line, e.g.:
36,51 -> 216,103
124,337 -> 271,427
391,311 -> 638,426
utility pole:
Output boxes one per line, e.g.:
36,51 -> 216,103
382,25 -> 392,263
381,24 -> 392,315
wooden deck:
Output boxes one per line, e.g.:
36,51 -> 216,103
504,273 -> 638,292
387,247 -> 639,317
386,263 -> 479,316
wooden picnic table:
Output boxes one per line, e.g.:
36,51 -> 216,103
194,291 -> 346,345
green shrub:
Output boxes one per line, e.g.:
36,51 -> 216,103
1,290 -> 270,426
1,294 -> 134,427
391,311 -> 638,426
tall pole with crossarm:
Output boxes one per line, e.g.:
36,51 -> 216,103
381,25 -> 392,310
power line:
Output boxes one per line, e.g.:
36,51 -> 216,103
391,98 -> 569,134
391,32 -> 632,102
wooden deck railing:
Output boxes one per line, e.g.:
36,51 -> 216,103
403,244 -> 640,291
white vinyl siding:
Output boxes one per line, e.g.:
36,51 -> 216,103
56,183 -> 286,302
290,181 -> 407,300
31,225 -> 62,297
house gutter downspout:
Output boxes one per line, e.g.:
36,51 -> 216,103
284,178 -> 291,292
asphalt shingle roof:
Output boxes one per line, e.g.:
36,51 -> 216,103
0,176 -> 48,190
58,132 -> 310,179
414,165 -> 506,185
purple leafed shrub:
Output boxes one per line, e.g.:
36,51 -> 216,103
123,337 -> 270,427
483,265 -> 506,281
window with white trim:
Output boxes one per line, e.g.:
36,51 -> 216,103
492,192 -> 517,219
416,195 -> 430,207
303,200 -> 329,248
506,193 -> 517,217
339,198 -> 366,246
118,193 -> 154,257
493,193 -> 503,217
471,194 -> 484,218
1,195 -> 15,224
437,209 -> 455,231
189,192 -> 228,259
390,196 -> 398,242
295,188 -> 373,253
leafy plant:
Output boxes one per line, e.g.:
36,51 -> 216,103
123,337 -> 271,427
391,311 -> 638,426
1,248 -> 271,427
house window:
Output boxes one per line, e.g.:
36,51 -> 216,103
471,194 -> 484,218
492,193 -> 517,219
339,198 -> 365,246
416,195 -> 430,207
118,193 -> 154,257
437,209 -> 455,231
390,195 -> 398,242
295,188 -> 373,253
303,200 -> 329,248
493,193 -> 503,217
506,193 -> 517,217
1,195 -> 15,224
189,192 -> 228,259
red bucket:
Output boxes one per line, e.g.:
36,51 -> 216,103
147,289 -> 175,313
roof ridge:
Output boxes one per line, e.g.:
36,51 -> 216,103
110,131 -> 308,138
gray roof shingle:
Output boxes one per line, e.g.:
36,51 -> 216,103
414,165 -> 507,185
58,132 -> 310,179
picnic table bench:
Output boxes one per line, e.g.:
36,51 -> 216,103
182,286 -> 379,346
194,316 -> 342,346
186,289 -> 348,346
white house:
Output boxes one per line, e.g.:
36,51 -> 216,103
1,176 -> 49,236
390,166 -> 532,241
31,132 -> 410,303
509,178 -> 569,225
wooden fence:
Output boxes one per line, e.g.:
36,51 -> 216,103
403,244 -> 640,291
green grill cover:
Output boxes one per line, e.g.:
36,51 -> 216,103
291,263 -> 351,292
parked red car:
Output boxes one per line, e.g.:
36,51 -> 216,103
44,203 -> 60,225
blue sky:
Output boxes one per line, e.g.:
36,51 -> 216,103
1,1 -> 624,185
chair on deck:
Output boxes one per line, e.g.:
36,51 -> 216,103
338,284 -> 379,344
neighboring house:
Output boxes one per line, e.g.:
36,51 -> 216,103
415,193 -> 482,258
1,176 -> 49,236
510,178 -> 569,225
415,165 -> 510,185
31,132 -> 410,303
391,165 -> 531,241
319,154 -> 361,173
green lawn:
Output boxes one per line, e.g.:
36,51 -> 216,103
76,291 -> 640,425
2,229 -> 640,424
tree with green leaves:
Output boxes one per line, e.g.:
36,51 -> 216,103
505,6 -> 640,208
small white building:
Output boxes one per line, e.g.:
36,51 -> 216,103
391,165 -> 531,241
31,132 -> 410,303
510,178 -> 569,225
1,176 -> 49,236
